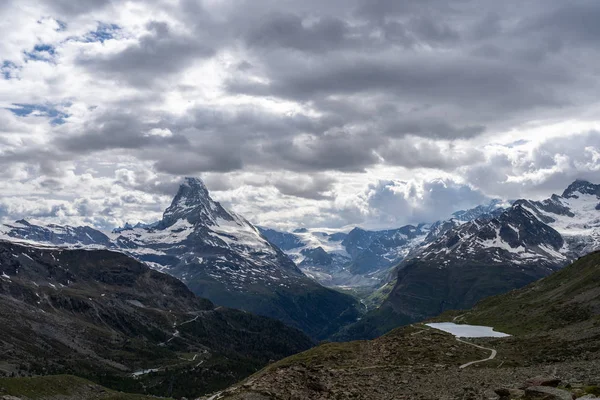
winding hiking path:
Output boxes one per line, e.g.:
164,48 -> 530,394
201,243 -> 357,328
455,337 -> 497,369
421,324 -> 499,369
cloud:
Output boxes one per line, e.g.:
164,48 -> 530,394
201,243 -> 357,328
56,109 -> 190,153
245,13 -> 352,53
0,0 -> 599,230
271,175 -> 335,200
336,178 -> 490,228
77,21 -> 215,87
43,0 -> 113,16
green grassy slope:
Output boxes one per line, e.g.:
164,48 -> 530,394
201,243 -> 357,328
462,250 -> 600,335
0,375 -> 169,400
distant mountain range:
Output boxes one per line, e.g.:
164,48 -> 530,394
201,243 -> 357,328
335,179 -> 600,339
259,199 -> 507,289
1,178 -> 598,343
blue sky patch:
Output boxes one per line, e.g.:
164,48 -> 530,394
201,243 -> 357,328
7,103 -> 70,125
84,22 -> 121,43
1,61 -> 19,79
24,44 -> 56,62
55,20 -> 68,31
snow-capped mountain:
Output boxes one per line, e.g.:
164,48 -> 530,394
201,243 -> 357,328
0,178 -> 360,339
451,198 -> 508,222
258,227 -> 356,286
260,199 -> 507,288
337,180 -> 600,340
0,219 -> 113,248
3,178 -> 598,341
414,179 -> 600,266
114,178 -> 302,284
414,204 -> 566,268
514,179 -> 600,257
110,178 -> 360,339
260,225 -> 430,287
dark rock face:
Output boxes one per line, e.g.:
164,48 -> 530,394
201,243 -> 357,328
259,227 -> 305,250
300,247 -> 333,267
345,225 -> 428,275
0,240 -> 313,398
562,179 -> 600,198
342,228 -> 377,259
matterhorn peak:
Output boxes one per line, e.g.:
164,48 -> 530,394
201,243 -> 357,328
177,177 -> 211,200
159,177 -> 231,228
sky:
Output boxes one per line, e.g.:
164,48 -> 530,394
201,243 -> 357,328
0,0 -> 599,231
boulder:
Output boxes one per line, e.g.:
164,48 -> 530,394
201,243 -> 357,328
496,388 -> 526,399
525,386 -> 572,400
524,377 -> 562,388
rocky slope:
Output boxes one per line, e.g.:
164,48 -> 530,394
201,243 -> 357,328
337,180 -> 600,340
203,251 -> 600,400
0,240 -> 313,398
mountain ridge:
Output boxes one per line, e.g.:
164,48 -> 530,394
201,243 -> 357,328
0,239 -> 313,398
333,179 -> 600,340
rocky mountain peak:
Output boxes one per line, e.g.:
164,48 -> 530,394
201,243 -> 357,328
173,177 -> 212,206
561,179 -> 600,199
451,199 -> 507,221
160,177 -> 232,228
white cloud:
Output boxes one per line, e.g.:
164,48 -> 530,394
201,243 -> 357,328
0,0 -> 599,231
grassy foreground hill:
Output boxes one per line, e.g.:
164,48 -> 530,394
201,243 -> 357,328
203,251 -> 600,399
460,250 -> 600,335
0,375 -> 168,400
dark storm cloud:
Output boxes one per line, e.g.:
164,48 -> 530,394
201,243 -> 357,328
379,138 -> 484,169
57,110 -> 190,153
523,2 -> 600,45
245,13 -> 352,53
272,175 -> 335,200
263,131 -> 384,173
227,55 -> 568,116
43,0 -> 113,16
354,0 -> 466,20
13,0 -> 600,183
77,21 -> 215,86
